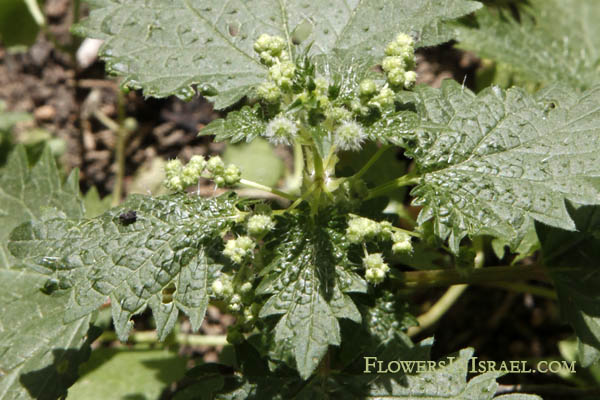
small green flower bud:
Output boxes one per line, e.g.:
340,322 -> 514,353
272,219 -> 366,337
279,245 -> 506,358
385,33 -> 414,57
206,156 -> 225,176
211,277 -> 233,297
165,159 -> 183,177
231,294 -> 242,302
223,164 -> 241,185
223,236 -> 255,264
247,214 -> 275,236
187,155 -> 206,175
392,231 -> 413,254
368,87 -> 395,109
124,117 -> 138,133
334,120 -> 366,151
240,282 -> 253,294
347,216 -> 381,243
269,61 -> 296,89
359,79 -> 378,97
363,253 -> 390,285
214,176 -> 225,187
256,81 -> 281,103
254,34 -> 285,57
181,165 -> 200,187
363,253 -> 386,270
382,56 -> 406,72
166,175 -> 184,192
379,221 -> 394,240
265,115 -> 298,145
387,68 -> 406,87
403,70 -> 417,89
325,106 -> 352,123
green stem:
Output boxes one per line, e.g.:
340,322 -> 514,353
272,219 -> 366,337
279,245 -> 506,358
353,145 -> 391,180
24,0 -> 45,26
239,178 -> 296,201
366,173 -> 420,200
72,0 -> 81,25
408,284 -> 468,337
112,90 -> 128,206
407,238 -> 485,337
97,331 -> 228,346
483,282 -> 557,300
393,264 -> 549,289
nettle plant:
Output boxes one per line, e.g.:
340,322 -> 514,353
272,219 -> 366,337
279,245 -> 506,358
2,0 -> 600,399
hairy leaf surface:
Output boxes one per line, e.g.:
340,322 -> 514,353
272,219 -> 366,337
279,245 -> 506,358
455,1 -> 600,90
256,210 -> 366,379
9,194 -> 240,341
400,81 -> 600,253
0,146 -> 94,400
201,105 -> 266,143
74,0 -> 480,108
537,204 -> 600,367
0,146 -> 83,268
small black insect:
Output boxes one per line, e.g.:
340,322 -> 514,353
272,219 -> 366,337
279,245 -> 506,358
119,210 -> 137,225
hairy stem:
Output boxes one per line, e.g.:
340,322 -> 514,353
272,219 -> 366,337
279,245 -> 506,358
24,0 -> 45,26
239,178 -> 296,201
393,264 -> 550,289
407,239 -> 485,336
408,284 -> 468,337
366,173 -> 420,199
112,90 -> 128,206
98,331 -> 228,346
353,145 -> 391,180
483,282 -> 557,300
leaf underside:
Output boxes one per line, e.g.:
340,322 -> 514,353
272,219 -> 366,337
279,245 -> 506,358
398,81 -> 600,253
9,193 -> 240,341
455,0 -> 600,90
0,146 -> 94,400
74,0 -> 481,108
257,210 -> 366,379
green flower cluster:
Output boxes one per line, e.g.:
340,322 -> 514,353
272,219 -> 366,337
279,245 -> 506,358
223,235 -> 255,264
164,155 -> 241,191
211,274 -> 261,343
246,214 -> 275,237
252,32 -> 417,152
363,253 -> 390,285
254,33 -> 295,103
382,33 -> 417,89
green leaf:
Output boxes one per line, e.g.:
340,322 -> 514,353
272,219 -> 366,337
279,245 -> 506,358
0,0 -> 40,49
69,348 -> 187,399
82,186 -> 113,218
0,146 -> 96,400
8,193 -> 241,341
256,210 -> 366,379
537,204 -> 600,367
74,0 -> 481,108
0,270 -> 97,400
211,347 -> 541,399
0,106 -> 31,132
0,146 -> 83,269
222,138 -> 284,187
455,1 -> 600,90
342,348 -> 541,399
399,81 -> 600,253
201,105 -> 266,144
